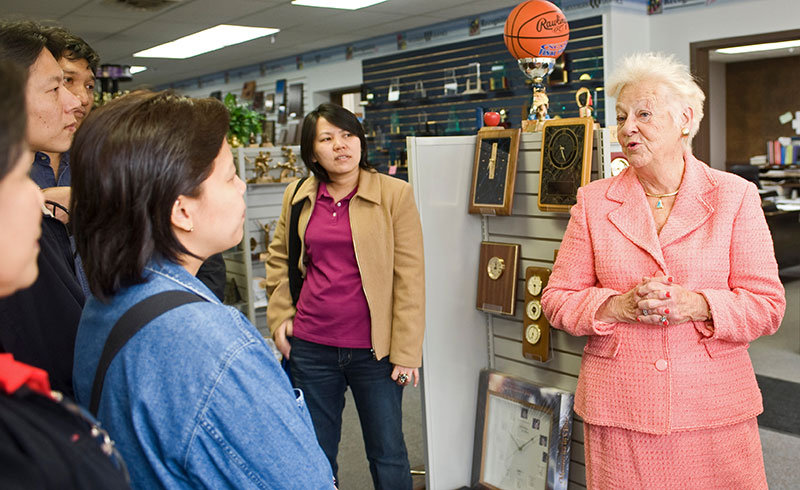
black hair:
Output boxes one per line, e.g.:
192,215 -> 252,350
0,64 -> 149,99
0,60 -> 27,180
300,103 -> 373,183
43,26 -> 100,72
70,91 -> 229,301
0,20 -> 66,69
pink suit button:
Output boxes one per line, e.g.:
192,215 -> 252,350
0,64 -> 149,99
655,359 -> 668,371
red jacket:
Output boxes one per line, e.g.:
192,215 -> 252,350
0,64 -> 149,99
542,154 -> 785,434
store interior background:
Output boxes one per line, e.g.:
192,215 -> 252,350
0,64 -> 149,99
3,0 -> 799,488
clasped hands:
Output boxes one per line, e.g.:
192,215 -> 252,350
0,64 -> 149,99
601,273 -> 710,326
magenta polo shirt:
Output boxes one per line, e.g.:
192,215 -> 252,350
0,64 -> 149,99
292,183 -> 372,348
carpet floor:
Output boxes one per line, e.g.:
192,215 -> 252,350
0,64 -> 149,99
756,374 -> 800,436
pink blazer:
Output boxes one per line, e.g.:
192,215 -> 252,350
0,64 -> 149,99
541,155 -> 786,434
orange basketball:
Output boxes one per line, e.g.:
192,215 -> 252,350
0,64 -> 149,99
504,0 -> 570,60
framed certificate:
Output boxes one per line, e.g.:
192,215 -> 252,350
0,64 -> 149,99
469,128 -> 521,216
537,117 -> 594,212
471,370 -> 574,490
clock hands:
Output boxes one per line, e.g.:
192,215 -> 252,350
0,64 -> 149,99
558,144 -> 566,160
518,434 -> 538,451
508,429 -> 537,452
508,430 -> 523,451
488,142 -> 498,179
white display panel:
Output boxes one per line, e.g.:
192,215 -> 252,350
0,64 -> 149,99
407,136 -> 488,490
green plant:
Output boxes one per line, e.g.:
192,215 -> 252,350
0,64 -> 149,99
224,92 -> 265,144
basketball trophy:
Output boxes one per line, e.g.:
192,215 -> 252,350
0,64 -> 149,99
504,0 -> 570,131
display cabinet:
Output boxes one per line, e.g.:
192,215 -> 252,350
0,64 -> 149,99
223,145 -> 305,336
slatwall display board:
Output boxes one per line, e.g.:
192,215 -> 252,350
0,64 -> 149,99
484,130 -> 607,489
409,130 -> 609,489
362,16 -> 604,177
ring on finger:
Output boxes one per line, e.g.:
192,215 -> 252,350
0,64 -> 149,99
642,308 -> 649,316
398,373 -> 409,384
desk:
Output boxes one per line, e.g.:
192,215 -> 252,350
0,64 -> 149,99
760,167 -> 800,199
765,209 -> 800,269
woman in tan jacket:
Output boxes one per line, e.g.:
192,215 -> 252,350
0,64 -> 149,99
266,103 -> 424,490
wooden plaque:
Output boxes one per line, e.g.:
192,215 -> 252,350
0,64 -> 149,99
523,266 -> 552,362
476,241 -> 520,316
537,117 -> 593,212
469,128 -> 521,216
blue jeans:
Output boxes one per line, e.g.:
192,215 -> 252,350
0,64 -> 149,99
289,337 -> 412,490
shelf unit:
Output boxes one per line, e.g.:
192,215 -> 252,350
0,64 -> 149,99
361,15 -> 606,176
223,145 -> 305,337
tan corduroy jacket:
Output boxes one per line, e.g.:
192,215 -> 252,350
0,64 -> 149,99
265,169 -> 425,368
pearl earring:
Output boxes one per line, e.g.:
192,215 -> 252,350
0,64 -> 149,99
681,127 -> 690,136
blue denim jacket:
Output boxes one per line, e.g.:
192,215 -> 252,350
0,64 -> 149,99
73,259 -> 334,489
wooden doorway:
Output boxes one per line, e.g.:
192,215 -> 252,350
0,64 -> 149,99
690,29 -> 800,164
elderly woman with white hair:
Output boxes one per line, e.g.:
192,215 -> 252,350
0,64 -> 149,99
541,52 -> 785,489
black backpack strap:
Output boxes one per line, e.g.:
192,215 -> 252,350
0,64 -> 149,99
288,177 -> 308,306
89,290 -> 204,416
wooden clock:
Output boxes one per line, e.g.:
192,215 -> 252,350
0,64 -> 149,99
469,128 -> 521,216
523,267 -> 552,362
537,117 -> 593,212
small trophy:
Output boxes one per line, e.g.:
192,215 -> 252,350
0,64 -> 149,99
504,0 -> 570,131
463,62 -> 486,95
576,87 -> 594,119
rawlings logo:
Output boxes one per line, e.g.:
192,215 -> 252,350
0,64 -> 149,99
536,15 -> 568,33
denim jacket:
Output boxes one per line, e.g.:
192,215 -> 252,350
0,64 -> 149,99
73,259 -> 334,489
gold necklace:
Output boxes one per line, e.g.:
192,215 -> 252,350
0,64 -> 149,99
643,189 -> 679,209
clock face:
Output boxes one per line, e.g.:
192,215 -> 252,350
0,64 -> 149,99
547,127 -> 579,170
525,324 -> 542,344
481,393 -> 553,489
609,156 -> 629,177
526,300 -> 542,321
487,256 -> 505,280
527,275 -> 543,296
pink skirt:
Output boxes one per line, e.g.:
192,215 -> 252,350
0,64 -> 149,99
584,418 -> 767,489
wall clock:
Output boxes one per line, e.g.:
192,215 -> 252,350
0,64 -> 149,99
537,117 -> 594,212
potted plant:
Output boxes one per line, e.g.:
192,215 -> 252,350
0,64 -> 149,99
224,93 -> 265,147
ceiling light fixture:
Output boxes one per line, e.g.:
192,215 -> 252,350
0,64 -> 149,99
291,0 -> 388,10
715,39 -> 800,55
130,65 -> 148,74
133,24 -> 280,59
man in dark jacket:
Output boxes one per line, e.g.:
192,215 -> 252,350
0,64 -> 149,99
0,20 -> 84,396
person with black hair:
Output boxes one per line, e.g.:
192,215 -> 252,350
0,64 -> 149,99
0,57 -> 130,490
0,19 -> 85,397
70,91 -> 335,490
33,26 -> 99,225
266,103 -> 425,490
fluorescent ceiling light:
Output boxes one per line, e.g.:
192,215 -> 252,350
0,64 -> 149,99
715,39 -> 800,55
133,24 -> 279,59
291,0 -> 387,10
130,65 -> 147,74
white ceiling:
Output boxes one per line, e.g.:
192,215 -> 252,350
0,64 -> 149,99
1,0 -> 522,87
